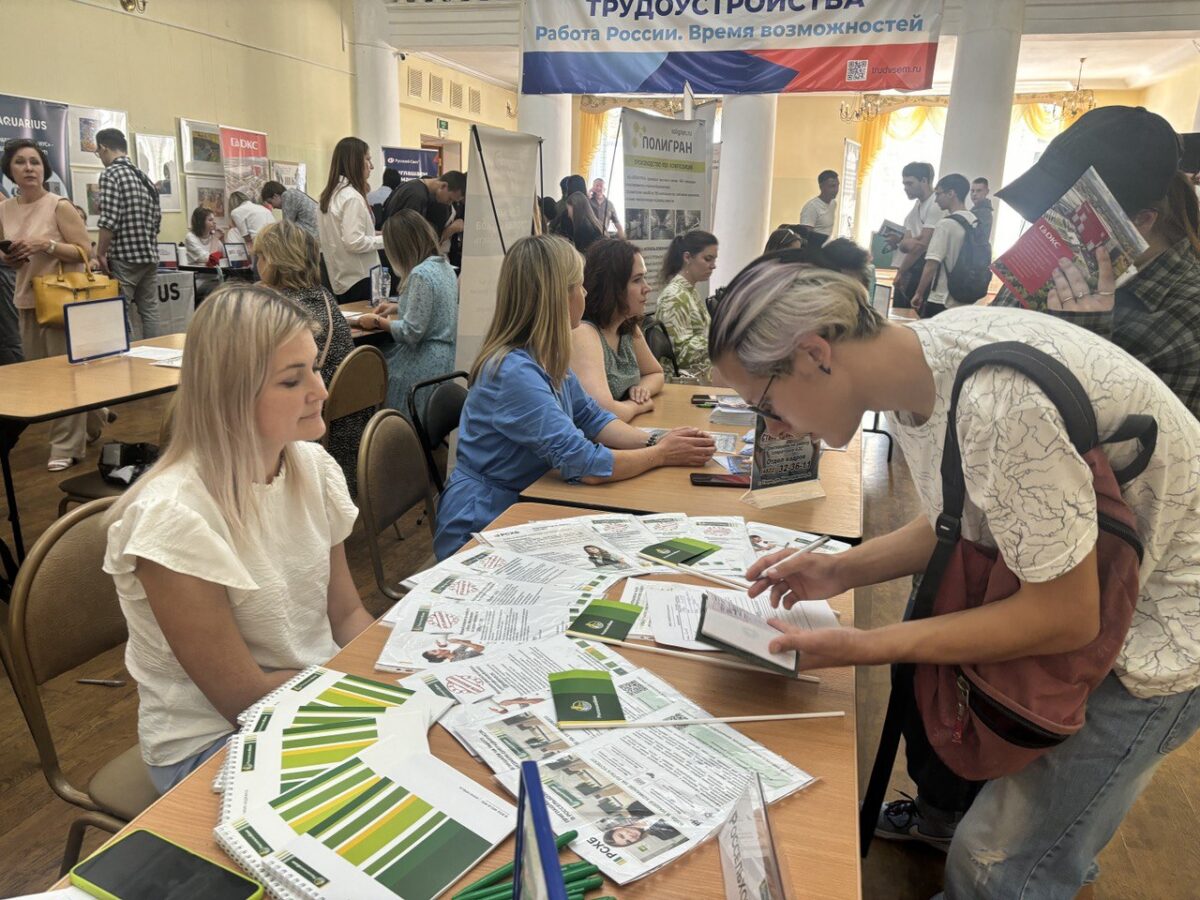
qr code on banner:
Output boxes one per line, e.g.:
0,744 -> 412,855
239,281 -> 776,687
846,59 -> 868,82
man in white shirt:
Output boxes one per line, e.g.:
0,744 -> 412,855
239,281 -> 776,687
886,162 -> 943,307
229,192 -> 276,257
915,174 -> 977,315
798,170 -> 839,238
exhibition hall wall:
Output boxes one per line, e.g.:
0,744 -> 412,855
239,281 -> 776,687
8,0 -> 354,241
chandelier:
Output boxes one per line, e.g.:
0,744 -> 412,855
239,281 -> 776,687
839,93 -> 885,123
1056,58 -> 1095,121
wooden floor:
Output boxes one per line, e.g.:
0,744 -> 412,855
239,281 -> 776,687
0,399 -> 1196,898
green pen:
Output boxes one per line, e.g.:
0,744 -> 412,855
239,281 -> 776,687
454,831 -> 578,898
563,874 -> 603,894
561,863 -> 600,882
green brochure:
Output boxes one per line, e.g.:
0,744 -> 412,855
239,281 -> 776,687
548,670 -> 627,729
639,536 -> 721,566
566,598 -> 643,641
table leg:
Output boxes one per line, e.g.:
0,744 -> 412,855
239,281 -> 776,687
0,421 -> 28,560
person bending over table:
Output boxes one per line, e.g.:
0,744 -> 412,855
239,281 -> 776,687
709,261 -> 1200,899
356,209 -> 458,414
103,285 -> 374,793
572,238 -> 664,422
655,229 -> 718,380
433,234 -> 715,559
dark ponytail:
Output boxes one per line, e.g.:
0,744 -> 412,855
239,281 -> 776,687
660,229 -> 718,286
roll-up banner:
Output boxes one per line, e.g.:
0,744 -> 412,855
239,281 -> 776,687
621,108 -> 710,301
522,0 -> 944,95
382,147 -> 440,181
456,125 -> 542,372
219,125 -> 269,202
0,93 -> 70,198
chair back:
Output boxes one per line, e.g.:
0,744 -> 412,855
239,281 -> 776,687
7,497 -> 124,810
408,371 -> 468,493
322,345 -> 388,447
357,409 -> 436,599
642,318 -> 677,377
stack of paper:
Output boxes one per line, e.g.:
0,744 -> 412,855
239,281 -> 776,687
397,639 -> 816,886
211,668 -> 520,899
709,399 -> 757,427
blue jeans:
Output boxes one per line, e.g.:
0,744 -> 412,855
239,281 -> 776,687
938,673 -> 1200,899
147,734 -> 229,794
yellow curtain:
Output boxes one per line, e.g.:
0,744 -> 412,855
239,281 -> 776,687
577,111 -> 608,181
1017,102 -> 1063,141
857,112 -> 892,182
859,106 -> 948,180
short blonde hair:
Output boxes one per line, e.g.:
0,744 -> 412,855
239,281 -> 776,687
470,235 -> 582,386
254,220 -> 321,293
709,264 -> 883,377
108,284 -> 317,542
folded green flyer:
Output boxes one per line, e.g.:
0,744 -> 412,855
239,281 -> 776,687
566,598 -> 643,641
640,536 -> 721,566
549,669 -> 626,729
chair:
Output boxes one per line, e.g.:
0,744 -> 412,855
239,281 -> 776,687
642,317 -> 678,378
356,409 -> 437,601
58,396 -> 177,516
5,497 -> 158,874
408,371 -> 468,493
321,345 -> 388,447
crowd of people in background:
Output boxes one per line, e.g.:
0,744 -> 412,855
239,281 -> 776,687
1,99 -> 1197,900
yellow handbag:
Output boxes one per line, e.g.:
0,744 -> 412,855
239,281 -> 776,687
32,243 -> 120,327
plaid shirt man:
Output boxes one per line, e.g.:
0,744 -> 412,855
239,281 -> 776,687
97,156 -> 162,264
991,238 -> 1200,420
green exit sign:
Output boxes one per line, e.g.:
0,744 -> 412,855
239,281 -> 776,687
437,118 -> 449,131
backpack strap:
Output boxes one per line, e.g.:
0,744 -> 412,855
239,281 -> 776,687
1101,414 -> 1157,485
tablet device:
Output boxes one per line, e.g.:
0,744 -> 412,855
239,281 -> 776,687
223,242 -> 250,268
70,828 -> 262,900
157,242 -> 179,270
64,296 -> 129,364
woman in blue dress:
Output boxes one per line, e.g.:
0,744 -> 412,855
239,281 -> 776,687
434,235 -> 715,559
357,209 -> 458,413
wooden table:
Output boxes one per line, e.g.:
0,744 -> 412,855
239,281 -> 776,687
521,384 -> 864,542
338,299 -> 389,347
0,333 -> 185,558
55,502 -> 861,898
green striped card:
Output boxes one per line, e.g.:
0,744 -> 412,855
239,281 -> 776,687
549,669 -> 626,729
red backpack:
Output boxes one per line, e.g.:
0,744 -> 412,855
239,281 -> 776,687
860,342 -> 1155,854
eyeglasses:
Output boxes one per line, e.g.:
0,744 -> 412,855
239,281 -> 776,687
746,374 -> 783,422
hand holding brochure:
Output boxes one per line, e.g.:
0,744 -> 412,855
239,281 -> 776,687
991,166 -> 1147,310
696,592 -> 799,676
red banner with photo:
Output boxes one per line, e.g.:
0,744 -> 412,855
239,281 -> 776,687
218,125 -> 269,203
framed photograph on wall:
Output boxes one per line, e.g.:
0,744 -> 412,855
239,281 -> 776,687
179,118 -> 222,176
70,168 -> 103,229
185,174 -> 229,227
67,106 -> 127,168
270,160 -> 307,193
135,133 -> 182,213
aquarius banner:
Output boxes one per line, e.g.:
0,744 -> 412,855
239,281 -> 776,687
621,108 -> 710,290
382,147 -> 440,181
0,93 -> 70,198
219,125 -> 269,201
456,125 -> 542,371
521,0 -> 944,94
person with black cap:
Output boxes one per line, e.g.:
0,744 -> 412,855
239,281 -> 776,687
991,106 -> 1200,418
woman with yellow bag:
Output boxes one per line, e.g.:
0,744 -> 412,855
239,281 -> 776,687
0,139 -> 114,471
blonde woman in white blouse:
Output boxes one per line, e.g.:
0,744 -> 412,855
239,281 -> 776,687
104,284 -> 374,793
317,136 -> 383,303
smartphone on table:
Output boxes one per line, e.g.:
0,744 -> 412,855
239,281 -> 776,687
690,472 -> 750,488
70,828 -> 262,900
